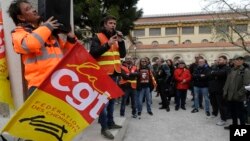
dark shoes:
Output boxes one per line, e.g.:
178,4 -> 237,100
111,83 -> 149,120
200,105 -> 204,109
224,126 -> 230,130
108,124 -> 122,129
191,108 -> 199,113
206,111 -> 210,116
148,111 -> 153,116
166,107 -> 170,112
138,112 -> 141,119
175,106 -> 179,111
181,106 -> 186,110
159,107 -> 166,109
132,114 -> 137,118
176,106 -> 186,110
101,129 -> 114,140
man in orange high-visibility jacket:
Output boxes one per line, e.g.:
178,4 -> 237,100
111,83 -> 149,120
90,15 -> 126,140
119,55 -> 138,118
8,0 -> 76,94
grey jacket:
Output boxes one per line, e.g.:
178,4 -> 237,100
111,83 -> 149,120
223,65 -> 250,102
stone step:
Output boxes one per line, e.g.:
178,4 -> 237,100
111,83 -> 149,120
73,117 -> 128,141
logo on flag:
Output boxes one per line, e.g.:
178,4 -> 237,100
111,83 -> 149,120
1,42 -> 123,141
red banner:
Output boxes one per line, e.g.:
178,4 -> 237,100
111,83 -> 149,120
40,42 -> 124,122
2,42 -> 124,141
0,7 -> 14,114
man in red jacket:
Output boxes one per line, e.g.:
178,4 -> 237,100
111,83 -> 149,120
174,60 -> 191,110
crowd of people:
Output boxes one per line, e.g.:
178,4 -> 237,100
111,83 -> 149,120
117,53 -> 250,134
5,0 -> 250,140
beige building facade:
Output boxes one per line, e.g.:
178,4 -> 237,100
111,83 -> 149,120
127,12 -> 250,65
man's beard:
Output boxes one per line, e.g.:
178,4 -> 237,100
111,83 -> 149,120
107,28 -> 116,35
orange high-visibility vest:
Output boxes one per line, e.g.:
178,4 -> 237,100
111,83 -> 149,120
119,65 -> 137,89
11,24 -> 75,88
96,33 -> 121,75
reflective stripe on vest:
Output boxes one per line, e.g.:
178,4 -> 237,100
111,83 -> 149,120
98,60 -> 121,65
21,32 -> 45,53
96,33 -> 121,74
102,51 -> 120,56
128,80 -> 137,89
119,65 -> 137,89
24,39 -> 63,64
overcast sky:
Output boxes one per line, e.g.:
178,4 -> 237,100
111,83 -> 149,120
137,0 -> 206,15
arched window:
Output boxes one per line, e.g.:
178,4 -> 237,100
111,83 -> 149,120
184,40 -> 192,44
152,41 -> 159,47
174,56 -> 181,61
219,38 -> 226,42
136,41 -> 143,47
168,40 -> 175,45
201,39 -> 209,43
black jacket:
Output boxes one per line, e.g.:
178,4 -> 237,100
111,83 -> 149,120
193,65 -> 210,87
208,64 -> 230,93
89,29 -> 126,59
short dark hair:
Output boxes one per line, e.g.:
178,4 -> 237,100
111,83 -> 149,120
8,0 -> 29,25
219,55 -> 227,60
101,15 -> 117,26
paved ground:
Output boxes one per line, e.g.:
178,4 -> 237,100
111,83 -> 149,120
0,91 -> 230,141
121,91 -> 229,141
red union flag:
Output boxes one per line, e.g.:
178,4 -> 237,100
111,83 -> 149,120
1,42 -> 124,141
0,7 -> 14,115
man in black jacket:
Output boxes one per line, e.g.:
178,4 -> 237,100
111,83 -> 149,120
189,55 -> 204,108
89,15 -> 126,140
191,58 -> 211,117
208,56 -> 230,126
156,58 -> 171,112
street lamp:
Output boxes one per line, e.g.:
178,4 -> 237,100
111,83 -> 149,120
132,36 -> 138,60
134,46 -> 137,59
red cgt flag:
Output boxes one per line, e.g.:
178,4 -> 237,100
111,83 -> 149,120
2,42 -> 124,141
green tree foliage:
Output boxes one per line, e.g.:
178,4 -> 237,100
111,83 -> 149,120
73,0 -> 143,36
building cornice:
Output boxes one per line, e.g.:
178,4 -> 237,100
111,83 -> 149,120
135,11 -> 250,27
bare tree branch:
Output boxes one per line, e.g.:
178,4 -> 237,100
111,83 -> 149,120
203,0 -> 250,53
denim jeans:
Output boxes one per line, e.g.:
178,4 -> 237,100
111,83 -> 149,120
120,87 -> 137,116
137,87 -> 152,113
194,86 -> 210,112
99,75 -> 117,130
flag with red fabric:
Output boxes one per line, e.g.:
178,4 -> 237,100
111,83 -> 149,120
0,7 -> 14,117
1,42 -> 123,141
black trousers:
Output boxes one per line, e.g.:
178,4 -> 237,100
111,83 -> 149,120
176,89 -> 187,108
159,81 -> 169,108
209,91 -> 228,121
228,101 -> 246,125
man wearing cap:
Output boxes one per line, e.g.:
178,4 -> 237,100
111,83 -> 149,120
223,55 -> 250,129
